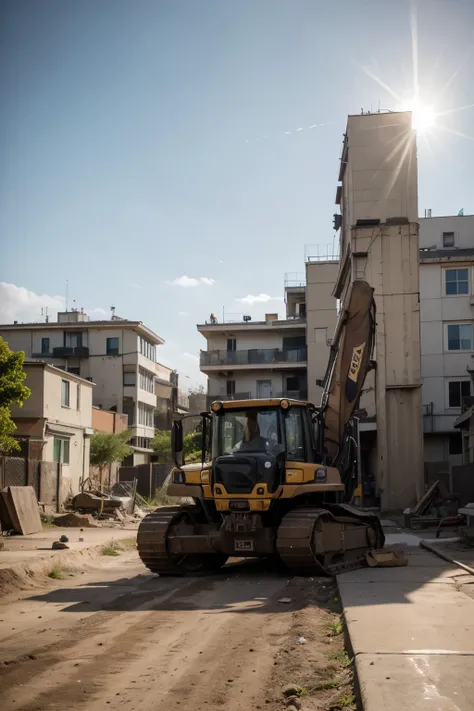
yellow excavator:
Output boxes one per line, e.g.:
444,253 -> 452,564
137,280 -> 384,576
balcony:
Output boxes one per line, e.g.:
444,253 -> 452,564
200,347 -> 307,370
51,346 -> 89,358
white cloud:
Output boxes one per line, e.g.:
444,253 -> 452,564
0,282 -> 65,323
0,282 -> 107,324
236,293 -> 284,305
182,352 -> 199,362
167,275 -> 215,288
178,311 -> 189,317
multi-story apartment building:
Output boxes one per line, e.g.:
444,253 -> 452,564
154,361 -> 189,430
198,280 -> 307,405
305,257 -> 340,404
9,361 -> 94,501
419,213 -> 474,464
0,310 -> 165,465
332,110 -> 423,510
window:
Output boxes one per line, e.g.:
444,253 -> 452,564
442,232 -> 455,248
448,381 -> 471,408
67,367 -> 80,375
123,371 -> 136,386
445,269 -> 469,296
106,337 -> 120,355
138,402 -> 154,427
139,367 -> 154,393
65,332 -> 83,348
61,379 -> 70,407
41,337 -> 50,354
139,337 -> 156,361
227,338 -> 237,352
226,380 -> 236,397
449,433 -> 463,456
53,437 -> 70,464
447,324 -> 473,351
285,408 -> 306,462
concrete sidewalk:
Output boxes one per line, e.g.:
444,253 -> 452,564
338,534 -> 474,710
0,526 -> 137,593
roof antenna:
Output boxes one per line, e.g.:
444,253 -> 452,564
111,305 -> 116,319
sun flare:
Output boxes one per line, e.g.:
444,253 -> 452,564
410,101 -> 436,135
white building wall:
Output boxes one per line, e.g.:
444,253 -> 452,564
305,261 -> 339,405
420,215 -> 474,250
420,245 -> 474,464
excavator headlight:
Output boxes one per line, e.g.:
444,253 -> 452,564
315,468 -> 327,482
211,401 -> 223,412
280,399 -> 290,410
172,470 -> 186,484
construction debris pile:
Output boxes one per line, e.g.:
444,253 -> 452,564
405,480 -> 461,530
61,480 -> 147,527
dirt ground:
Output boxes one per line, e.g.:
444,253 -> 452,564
0,550 -> 355,711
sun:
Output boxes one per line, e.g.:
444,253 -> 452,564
411,101 -> 436,135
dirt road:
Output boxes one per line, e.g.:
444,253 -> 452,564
0,552 -> 355,711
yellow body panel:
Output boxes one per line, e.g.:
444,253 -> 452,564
215,398 -> 313,409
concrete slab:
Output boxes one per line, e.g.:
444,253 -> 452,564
357,654 -> 474,711
339,544 -> 474,709
384,532 -> 422,547
340,580 -> 474,653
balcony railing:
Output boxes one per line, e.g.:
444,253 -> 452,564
200,347 -> 307,367
51,346 -> 90,357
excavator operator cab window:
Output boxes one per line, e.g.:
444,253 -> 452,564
217,408 -> 283,456
215,406 -> 308,463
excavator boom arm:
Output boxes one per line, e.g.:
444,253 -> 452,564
320,280 -> 376,463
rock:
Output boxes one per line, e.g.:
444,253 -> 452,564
282,684 -> 300,697
59,535 -> 69,543
52,541 -> 69,550
286,697 -> 301,709
287,706 -> 299,711
278,597 -> 292,604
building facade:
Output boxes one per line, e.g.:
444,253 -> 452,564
198,282 -> 307,405
419,214 -> 474,465
333,110 -> 423,510
305,258 -> 339,405
9,361 -> 94,498
0,310 -> 164,465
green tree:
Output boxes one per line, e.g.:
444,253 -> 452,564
0,337 -> 31,453
151,428 -> 203,464
89,429 -> 133,488
151,429 -> 172,462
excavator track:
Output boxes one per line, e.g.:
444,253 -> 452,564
137,505 -> 228,575
137,506 -> 184,575
276,505 -> 385,576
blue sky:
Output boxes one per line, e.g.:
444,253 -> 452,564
1,0 -> 473,387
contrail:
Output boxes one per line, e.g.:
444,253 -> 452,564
245,121 -> 331,143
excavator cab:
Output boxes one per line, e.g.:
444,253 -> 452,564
137,280 -> 384,576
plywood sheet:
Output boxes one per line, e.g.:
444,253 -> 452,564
3,486 -> 42,535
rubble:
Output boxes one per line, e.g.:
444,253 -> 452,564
53,513 -> 99,528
